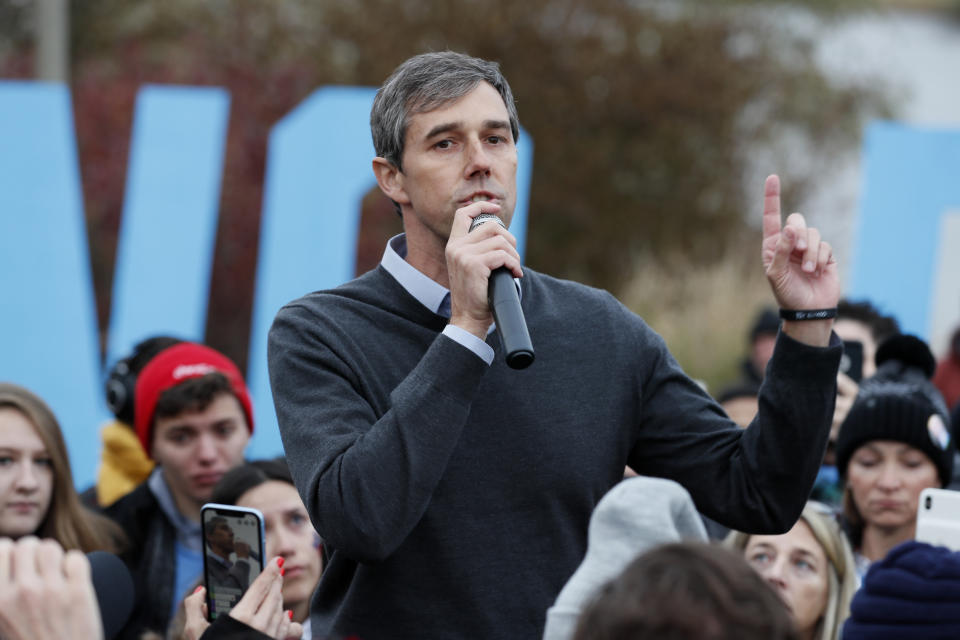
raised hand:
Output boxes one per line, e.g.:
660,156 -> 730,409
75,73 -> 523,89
831,371 -> 860,448
234,540 -> 251,560
183,558 -> 303,640
227,558 -> 302,640
761,175 -> 840,346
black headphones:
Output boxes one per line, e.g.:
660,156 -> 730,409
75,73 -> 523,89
105,357 -> 136,425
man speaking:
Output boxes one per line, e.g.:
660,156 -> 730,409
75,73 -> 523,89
268,51 -> 841,639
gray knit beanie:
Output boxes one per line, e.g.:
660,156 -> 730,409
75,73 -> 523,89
542,476 -> 708,640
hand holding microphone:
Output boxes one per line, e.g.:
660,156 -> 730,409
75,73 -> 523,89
465,213 -> 534,369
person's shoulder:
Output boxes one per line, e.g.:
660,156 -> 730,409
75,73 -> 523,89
281,268 -> 387,308
523,268 -> 622,307
272,267 -> 395,324
523,268 -> 643,331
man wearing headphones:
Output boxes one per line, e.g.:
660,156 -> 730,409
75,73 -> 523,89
104,342 -> 254,640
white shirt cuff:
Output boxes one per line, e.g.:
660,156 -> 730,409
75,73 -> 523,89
442,324 -> 494,365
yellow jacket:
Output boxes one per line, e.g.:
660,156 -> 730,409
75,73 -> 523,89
96,421 -> 155,507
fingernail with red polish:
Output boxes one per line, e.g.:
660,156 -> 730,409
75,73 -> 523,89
281,568 -> 286,576
277,557 -> 285,568
194,585 -> 203,594
288,610 -> 294,621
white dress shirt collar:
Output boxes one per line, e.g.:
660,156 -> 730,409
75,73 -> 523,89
380,234 -> 450,315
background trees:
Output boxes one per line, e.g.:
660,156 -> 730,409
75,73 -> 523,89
0,0 -> 890,388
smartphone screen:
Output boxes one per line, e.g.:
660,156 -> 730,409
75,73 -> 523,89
840,340 -> 864,383
201,503 -> 266,621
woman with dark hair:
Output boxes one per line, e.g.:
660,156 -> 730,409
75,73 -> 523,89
835,335 -> 952,579
0,382 -> 123,552
207,458 -> 322,639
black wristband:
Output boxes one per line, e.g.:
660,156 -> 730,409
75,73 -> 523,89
779,307 -> 837,321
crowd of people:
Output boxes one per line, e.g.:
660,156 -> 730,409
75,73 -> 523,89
2,50 -> 960,640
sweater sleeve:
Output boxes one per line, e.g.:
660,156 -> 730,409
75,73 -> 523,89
626,317 -> 842,534
267,301 -> 488,563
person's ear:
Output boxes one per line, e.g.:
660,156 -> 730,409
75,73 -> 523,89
372,158 -> 410,207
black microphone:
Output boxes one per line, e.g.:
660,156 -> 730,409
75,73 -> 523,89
468,214 -> 534,369
87,551 -> 135,640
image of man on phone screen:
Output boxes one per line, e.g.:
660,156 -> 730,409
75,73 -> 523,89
204,516 -> 258,614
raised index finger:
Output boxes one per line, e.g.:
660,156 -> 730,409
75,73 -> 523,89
762,174 -> 782,241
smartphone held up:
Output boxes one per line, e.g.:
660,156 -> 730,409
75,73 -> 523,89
201,503 -> 266,621
916,488 -> 960,553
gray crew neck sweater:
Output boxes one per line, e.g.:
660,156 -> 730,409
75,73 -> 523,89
268,265 -> 841,640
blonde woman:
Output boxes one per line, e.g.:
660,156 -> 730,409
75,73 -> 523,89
726,503 -> 858,640
0,382 -> 122,552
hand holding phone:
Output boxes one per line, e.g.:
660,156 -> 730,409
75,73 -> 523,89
202,503 -> 266,621
183,558 -> 302,640
840,340 -> 864,383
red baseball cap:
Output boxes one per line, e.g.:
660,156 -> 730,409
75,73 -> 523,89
134,342 -> 254,455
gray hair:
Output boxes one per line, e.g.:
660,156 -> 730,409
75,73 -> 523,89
370,51 -> 520,171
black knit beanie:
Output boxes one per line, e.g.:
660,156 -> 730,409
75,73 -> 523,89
835,335 -> 953,487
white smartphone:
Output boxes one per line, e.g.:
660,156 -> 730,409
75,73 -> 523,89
915,488 -> 960,552
201,503 -> 266,621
